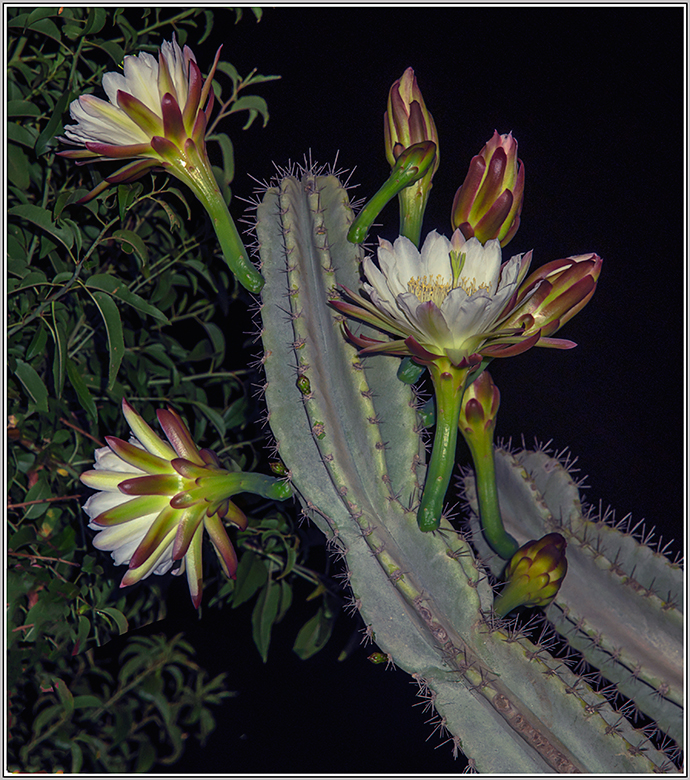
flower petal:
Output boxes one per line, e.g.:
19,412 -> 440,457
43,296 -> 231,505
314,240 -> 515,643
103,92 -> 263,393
204,513 -> 239,578
122,398 -> 177,459
105,436 -> 177,474
90,494 -> 170,526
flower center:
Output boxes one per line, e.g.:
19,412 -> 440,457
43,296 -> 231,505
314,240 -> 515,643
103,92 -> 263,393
407,273 -> 490,306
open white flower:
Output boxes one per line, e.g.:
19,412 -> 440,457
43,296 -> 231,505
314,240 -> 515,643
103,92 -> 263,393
81,399 -> 291,608
58,35 -> 264,293
333,229 -> 539,368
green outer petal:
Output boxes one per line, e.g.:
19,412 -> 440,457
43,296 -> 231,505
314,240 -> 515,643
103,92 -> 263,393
184,523 -> 205,608
106,436 -> 177,474
171,504 -> 206,560
128,503 -> 180,569
157,408 -> 204,463
81,469 -> 143,490
120,526 -> 177,587
118,473 -> 185,495
91,494 -> 169,526
122,398 -> 176,459
204,512 -> 239,578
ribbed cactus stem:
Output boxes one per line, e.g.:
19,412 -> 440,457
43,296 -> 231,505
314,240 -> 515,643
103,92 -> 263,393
255,166 -> 678,773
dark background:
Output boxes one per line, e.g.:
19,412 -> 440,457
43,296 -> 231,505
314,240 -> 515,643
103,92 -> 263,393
138,5 -> 684,774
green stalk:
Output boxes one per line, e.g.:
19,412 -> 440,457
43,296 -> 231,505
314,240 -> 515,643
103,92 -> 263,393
462,427 -> 518,559
166,154 -> 264,294
347,141 -> 436,246
416,360 -> 469,532
397,183 -> 429,248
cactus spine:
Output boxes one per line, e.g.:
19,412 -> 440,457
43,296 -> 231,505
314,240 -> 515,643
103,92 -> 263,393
254,165 -> 680,773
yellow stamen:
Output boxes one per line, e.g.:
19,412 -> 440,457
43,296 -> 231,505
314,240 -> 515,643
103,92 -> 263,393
407,273 -> 490,305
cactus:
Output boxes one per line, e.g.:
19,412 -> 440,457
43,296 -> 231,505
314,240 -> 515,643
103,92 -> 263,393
253,164 -> 680,773
463,444 -> 684,748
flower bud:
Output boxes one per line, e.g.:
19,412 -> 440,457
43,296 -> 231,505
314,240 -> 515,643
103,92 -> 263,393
494,533 -> 568,617
451,131 -> 524,247
458,370 -> 500,437
384,67 -> 439,176
499,253 -> 602,346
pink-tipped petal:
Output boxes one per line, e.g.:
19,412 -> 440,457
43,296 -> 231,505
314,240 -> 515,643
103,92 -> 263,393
184,523 -> 205,608
204,513 -> 239,578
118,473 -> 184,496
105,436 -> 176,475
157,408 -> 204,463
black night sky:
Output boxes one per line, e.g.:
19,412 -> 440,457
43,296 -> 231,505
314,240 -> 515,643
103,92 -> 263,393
108,5 -> 684,774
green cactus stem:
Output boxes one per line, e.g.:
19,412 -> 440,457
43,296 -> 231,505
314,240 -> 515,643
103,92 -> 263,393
464,444 -> 684,749
254,164 -> 678,773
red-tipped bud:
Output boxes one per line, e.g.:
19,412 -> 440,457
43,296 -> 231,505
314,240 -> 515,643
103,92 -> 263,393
384,67 -> 439,175
499,253 -> 602,343
458,370 -> 500,436
451,131 -> 524,247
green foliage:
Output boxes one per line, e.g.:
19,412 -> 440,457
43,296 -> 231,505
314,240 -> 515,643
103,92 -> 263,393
9,634 -> 233,773
6,6 -> 335,772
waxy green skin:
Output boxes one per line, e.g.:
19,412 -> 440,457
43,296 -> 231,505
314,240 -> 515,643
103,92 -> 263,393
255,168 -> 678,773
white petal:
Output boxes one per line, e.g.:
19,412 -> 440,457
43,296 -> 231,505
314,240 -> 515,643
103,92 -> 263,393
418,230 -> 452,278
66,95 -> 149,145
160,37 -> 189,106
120,51 -> 161,110
83,490 -> 131,520
80,469 -> 144,491
90,513 -> 157,564
459,237 -> 502,295
93,446 -> 137,472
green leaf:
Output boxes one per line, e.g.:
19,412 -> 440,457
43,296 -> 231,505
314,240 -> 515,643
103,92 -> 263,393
28,16 -> 62,41
8,204 -> 74,251
35,90 -> 73,156
93,39 -> 125,65
215,61 -> 240,87
194,401 -> 226,439
65,357 -> 98,420
251,577 -> 280,663
50,307 -> 68,398
97,606 -> 129,635
232,552 -> 268,608
25,323 -> 48,362
111,228 -> 149,266
135,740 -> 156,773
69,741 -> 84,774
8,143 -> 30,190
53,678 -> 75,717
292,604 -> 337,660
7,121 -> 39,148
14,359 -> 49,412
86,273 -> 169,323
207,132 -> 235,188
90,291 -> 125,390
229,95 -> 271,129
72,694 -> 103,709
7,100 -> 41,118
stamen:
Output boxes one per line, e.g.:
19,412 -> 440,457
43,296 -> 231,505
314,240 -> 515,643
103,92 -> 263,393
407,272 -> 490,305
